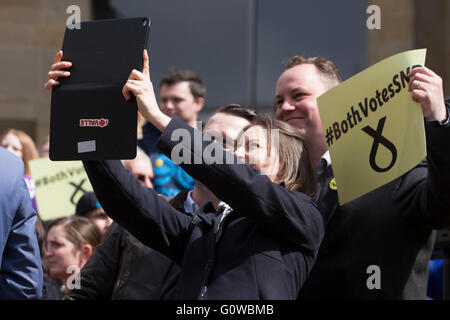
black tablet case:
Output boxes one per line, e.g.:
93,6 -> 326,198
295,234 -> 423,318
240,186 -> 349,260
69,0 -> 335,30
50,17 -> 150,160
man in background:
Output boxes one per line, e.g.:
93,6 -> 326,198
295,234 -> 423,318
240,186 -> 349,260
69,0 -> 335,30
138,68 -> 206,197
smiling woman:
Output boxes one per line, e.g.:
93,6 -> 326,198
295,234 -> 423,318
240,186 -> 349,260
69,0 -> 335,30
237,115 -> 316,196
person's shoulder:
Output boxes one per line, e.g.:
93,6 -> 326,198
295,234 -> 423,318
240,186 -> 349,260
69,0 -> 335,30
0,147 -> 24,180
0,149 -> 27,223
103,222 -> 126,240
0,147 -> 22,167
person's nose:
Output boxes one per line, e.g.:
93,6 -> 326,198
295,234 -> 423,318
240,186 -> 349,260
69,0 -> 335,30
143,176 -> 153,189
165,100 -> 175,111
137,174 -> 153,189
280,100 -> 296,112
105,217 -> 113,229
159,100 -> 173,116
275,100 -> 295,120
44,248 -> 53,258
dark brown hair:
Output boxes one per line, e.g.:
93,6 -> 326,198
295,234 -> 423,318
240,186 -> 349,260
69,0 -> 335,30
208,104 -> 258,125
35,217 -> 51,279
159,68 -> 206,101
46,216 -> 101,251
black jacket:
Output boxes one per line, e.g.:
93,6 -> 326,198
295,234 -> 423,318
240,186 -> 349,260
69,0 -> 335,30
66,190 -> 190,300
83,118 -> 324,300
301,102 -> 450,299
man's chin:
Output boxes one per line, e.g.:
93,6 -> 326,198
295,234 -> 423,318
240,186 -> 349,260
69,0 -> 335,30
286,118 -> 305,128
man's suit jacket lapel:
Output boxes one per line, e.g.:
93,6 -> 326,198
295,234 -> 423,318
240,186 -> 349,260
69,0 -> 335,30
317,166 -> 339,225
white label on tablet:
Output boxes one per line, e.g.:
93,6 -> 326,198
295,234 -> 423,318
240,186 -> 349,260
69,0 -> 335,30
77,140 -> 96,153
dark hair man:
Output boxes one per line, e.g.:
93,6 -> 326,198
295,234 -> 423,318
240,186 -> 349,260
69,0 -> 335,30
275,55 -> 450,299
159,68 -> 206,127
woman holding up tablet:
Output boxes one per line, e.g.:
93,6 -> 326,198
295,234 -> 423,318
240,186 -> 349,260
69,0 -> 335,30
45,50 -> 324,300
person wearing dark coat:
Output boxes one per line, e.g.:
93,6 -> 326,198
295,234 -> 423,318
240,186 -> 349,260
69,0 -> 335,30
65,104 -> 258,300
75,49 -> 322,299
275,55 -> 450,299
45,49 -> 323,299
0,147 -> 43,299
82,115 -> 324,299
65,190 -> 190,300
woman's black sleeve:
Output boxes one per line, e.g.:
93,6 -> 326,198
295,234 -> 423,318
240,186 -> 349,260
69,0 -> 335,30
155,118 -> 324,254
82,159 -> 191,264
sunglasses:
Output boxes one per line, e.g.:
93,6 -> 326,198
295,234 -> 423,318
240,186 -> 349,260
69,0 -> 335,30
134,173 -> 155,183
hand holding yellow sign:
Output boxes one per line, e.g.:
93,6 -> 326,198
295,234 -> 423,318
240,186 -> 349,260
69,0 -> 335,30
317,49 -> 427,205
29,158 -> 93,221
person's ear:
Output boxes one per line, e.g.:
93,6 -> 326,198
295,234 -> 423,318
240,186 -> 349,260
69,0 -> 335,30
79,244 -> 93,265
195,97 -> 205,112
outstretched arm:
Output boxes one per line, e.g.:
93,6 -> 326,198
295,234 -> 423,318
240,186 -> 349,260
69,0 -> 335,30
156,118 -> 324,252
83,159 -> 192,264
122,50 -> 324,251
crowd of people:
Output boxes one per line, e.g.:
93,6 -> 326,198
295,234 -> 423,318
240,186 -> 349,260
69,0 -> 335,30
0,46 -> 449,300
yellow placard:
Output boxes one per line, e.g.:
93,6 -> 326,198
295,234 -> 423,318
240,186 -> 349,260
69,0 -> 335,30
317,49 -> 427,205
29,158 -> 93,221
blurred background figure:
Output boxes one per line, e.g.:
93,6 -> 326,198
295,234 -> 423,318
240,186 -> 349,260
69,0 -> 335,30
123,146 -> 154,189
38,136 -> 50,158
0,129 -> 49,298
0,129 -> 39,212
73,146 -> 153,237
138,68 -> 205,197
44,216 -> 101,299
66,146 -> 181,300
35,214 -> 61,300
427,258 -> 444,300
0,147 -> 43,299
75,192 -> 113,236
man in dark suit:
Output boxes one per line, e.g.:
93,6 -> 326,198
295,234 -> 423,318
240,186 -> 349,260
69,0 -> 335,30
0,147 -> 43,299
275,56 -> 450,299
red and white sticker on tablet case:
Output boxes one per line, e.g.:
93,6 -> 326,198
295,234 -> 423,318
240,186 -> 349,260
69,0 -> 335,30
79,118 -> 109,128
